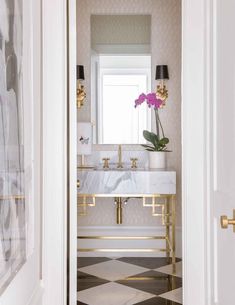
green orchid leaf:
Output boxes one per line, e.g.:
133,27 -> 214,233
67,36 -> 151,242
159,137 -> 169,145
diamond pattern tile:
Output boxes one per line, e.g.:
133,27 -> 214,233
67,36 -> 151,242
77,257 -> 111,268
159,287 -> 183,304
117,270 -> 182,295
77,257 -> 183,305
155,262 -> 182,278
117,257 -> 181,270
77,271 -> 109,291
77,282 -> 155,305
134,296 -> 182,305
78,259 -> 149,281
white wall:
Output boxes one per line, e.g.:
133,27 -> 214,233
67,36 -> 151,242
77,0 -> 182,255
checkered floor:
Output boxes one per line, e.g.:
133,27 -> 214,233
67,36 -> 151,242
77,257 -> 182,305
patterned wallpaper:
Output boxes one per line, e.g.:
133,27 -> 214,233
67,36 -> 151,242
91,15 -> 151,47
76,0 -> 182,226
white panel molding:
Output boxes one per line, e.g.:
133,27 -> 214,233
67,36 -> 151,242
77,226 -> 182,258
41,0 -> 67,305
182,0 -> 213,304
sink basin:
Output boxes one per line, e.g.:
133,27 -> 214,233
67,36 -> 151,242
77,169 -> 176,195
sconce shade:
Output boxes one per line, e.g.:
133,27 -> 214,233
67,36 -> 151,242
155,65 -> 169,80
77,65 -> 85,80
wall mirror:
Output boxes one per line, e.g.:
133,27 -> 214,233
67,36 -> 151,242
90,15 -> 152,145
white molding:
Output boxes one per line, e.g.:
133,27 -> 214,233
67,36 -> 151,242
41,1 -> 67,305
182,0 -> 212,304
26,283 -> 44,305
77,226 -> 182,258
68,0 -> 77,305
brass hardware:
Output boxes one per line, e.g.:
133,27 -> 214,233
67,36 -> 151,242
115,197 -> 123,224
156,80 -> 168,105
77,180 -> 80,188
221,210 -> 235,232
77,155 -> 95,169
78,248 -> 168,253
117,144 -> 123,168
102,158 -> 110,169
78,193 -> 173,198
77,193 -> 176,274
0,195 -> 25,200
77,236 -> 166,240
130,158 -> 138,169
77,81 -> 86,108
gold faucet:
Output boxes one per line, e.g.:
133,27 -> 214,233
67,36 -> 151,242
117,144 -> 123,168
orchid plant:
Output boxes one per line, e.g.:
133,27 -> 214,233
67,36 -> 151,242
135,93 -> 170,151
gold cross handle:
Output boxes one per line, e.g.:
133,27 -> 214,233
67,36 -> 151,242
130,158 -> 138,169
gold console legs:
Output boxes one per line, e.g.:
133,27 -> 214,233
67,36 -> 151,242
77,194 -> 176,274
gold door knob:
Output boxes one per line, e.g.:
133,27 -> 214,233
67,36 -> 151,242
77,180 -> 80,188
221,210 -> 235,232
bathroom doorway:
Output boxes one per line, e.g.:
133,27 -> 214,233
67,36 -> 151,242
74,1 -> 182,305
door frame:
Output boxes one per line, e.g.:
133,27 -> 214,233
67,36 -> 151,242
182,0 -> 213,304
41,0 -> 214,304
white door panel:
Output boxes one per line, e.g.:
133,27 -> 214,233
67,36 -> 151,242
213,0 -> 235,304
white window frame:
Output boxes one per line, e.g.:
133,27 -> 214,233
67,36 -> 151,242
98,67 -> 151,144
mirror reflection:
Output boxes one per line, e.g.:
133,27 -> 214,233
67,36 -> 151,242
90,15 -> 152,144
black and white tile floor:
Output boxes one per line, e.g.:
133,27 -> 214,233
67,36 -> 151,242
77,257 -> 182,305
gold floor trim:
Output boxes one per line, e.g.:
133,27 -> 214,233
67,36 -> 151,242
77,236 -> 166,240
77,248 -> 168,253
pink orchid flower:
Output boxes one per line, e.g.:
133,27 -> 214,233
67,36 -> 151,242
135,93 -> 147,107
146,93 -> 163,109
135,92 -> 163,109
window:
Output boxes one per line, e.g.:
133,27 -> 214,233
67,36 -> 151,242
94,55 -> 151,144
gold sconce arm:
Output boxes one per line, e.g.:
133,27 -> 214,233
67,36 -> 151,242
77,81 -> 86,108
156,81 -> 168,105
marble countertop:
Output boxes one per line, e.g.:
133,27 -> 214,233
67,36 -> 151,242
77,169 -> 176,195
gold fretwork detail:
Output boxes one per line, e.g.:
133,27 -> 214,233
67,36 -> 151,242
77,195 -> 96,216
77,193 -> 176,274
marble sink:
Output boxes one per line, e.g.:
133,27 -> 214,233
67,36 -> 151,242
77,169 -> 176,195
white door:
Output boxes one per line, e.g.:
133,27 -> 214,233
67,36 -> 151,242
211,0 -> 235,304
0,1 -> 42,305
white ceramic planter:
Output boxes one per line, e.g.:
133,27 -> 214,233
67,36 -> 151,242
149,151 -> 166,169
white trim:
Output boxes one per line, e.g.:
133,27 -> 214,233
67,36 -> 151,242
182,0 -> 213,304
26,283 -> 44,305
77,226 -> 182,258
67,0 -> 77,304
41,1 -> 67,305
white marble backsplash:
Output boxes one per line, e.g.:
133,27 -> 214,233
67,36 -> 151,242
78,150 -> 172,170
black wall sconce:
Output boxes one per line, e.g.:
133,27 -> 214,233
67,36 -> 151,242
77,65 -> 86,108
155,65 -> 169,105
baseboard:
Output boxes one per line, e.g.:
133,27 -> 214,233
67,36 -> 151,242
77,226 -> 182,258
27,282 -> 44,305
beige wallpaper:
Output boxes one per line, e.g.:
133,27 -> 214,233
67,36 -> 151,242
91,15 -> 151,47
76,0 -> 182,226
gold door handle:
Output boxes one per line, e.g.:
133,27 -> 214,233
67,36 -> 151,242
77,180 -> 80,188
221,210 -> 235,232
